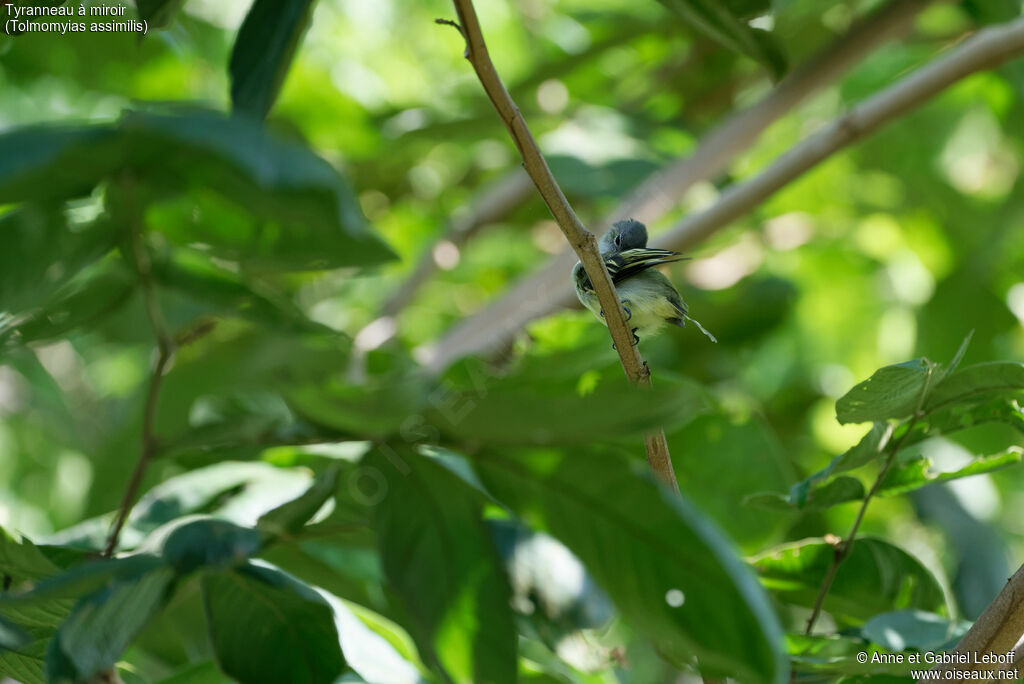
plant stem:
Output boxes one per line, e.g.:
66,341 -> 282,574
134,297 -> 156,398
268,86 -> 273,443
803,368 -> 934,635
441,0 -> 679,491
102,176 -> 175,557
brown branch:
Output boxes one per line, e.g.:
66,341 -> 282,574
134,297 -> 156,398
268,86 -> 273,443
102,177 -> 175,558
441,0 -> 679,492
417,0 -> 934,372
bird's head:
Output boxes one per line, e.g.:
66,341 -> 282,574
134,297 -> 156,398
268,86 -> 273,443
599,219 -> 648,254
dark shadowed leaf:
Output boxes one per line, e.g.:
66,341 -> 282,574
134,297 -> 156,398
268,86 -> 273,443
0,125 -> 123,204
48,566 -> 176,681
368,448 -> 517,684
201,563 -> 345,684
0,205 -> 117,316
157,519 -> 264,574
0,258 -> 135,350
836,359 -> 935,425
473,448 -> 787,683
754,537 -> 947,622
123,109 -> 395,270
230,0 -> 318,120
656,0 -> 786,78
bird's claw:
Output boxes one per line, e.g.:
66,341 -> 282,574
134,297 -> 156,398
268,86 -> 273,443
600,301 -> 632,320
612,329 -> 641,350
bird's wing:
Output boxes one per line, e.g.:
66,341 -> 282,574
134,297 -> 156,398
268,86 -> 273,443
606,248 -> 689,283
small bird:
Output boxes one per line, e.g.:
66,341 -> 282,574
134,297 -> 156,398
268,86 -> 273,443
572,219 -> 716,345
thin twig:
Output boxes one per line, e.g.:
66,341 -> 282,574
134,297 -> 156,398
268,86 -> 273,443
441,0 -> 679,491
803,367 -> 934,635
102,177 -> 175,558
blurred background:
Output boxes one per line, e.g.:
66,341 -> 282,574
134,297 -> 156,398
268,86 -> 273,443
2,0 -> 1023,636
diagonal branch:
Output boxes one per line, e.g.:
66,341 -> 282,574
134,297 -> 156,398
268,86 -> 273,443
417,0 -> 934,372
441,0 -> 679,491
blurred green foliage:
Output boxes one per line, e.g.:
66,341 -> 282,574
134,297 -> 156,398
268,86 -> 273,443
1,0 -> 1024,682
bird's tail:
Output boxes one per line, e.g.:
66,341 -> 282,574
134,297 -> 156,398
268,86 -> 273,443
680,313 -> 718,343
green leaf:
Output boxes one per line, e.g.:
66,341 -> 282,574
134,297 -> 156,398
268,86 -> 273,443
878,448 -> 1023,497
431,363 -> 708,446
860,610 -> 968,652
656,0 -> 786,78
925,361 -> 1024,412
257,465 -> 340,539
788,423 -> 889,507
668,414 -> 795,548
0,205 -> 117,316
836,359 -> 935,425
230,0 -> 318,120
48,566 -> 176,681
124,109 -> 395,270
157,518 -> 265,574
0,624 -> 47,684
0,527 -> 60,582
201,563 -> 345,684
150,247 -> 325,333
258,542 -> 387,618
786,634 -> 908,676
0,555 -> 165,609
319,592 -> 426,684
0,257 -> 135,350
287,373 -> 432,439
0,124 -> 123,204
473,448 -> 787,683
754,537 -> 947,623
368,448 -> 517,684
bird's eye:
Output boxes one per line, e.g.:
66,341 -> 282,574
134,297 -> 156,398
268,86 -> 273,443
614,236 -> 621,246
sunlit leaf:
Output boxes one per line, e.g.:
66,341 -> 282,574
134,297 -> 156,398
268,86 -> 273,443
836,359 -> 936,425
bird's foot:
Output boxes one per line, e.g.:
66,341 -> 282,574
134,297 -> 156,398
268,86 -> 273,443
599,302 -> 632,321
631,329 -> 640,345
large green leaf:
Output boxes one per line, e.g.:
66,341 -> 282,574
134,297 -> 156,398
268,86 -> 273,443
656,0 -> 786,78
0,113 -> 395,271
878,447 -> 1022,496
48,566 -> 176,681
431,361 -> 708,446
367,448 -> 517,684
230,0 -> 318,120
124,109 -> 395,270
754,537 -> 947,623
472,448 -> 787,683
0,625 -> 48,684
0,257 -> 135,350
201,563 -> 345,684
0,125 -> 123,203
149,246 -> 325,333
836,359 -> 936,425
0,205 -> 117,316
